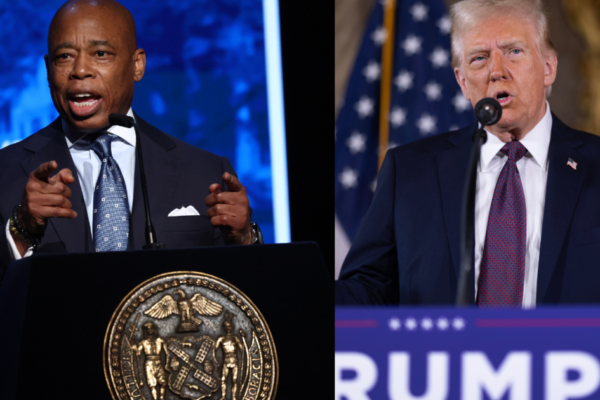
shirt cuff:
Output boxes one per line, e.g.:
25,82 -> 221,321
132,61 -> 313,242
5,219 -> 33,260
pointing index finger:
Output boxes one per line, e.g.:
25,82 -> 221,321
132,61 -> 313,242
223,172 -> 243,192
32,161 -> 58,182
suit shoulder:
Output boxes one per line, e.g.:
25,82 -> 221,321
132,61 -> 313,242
0,121 -> 61,166
137,116 -> 225,164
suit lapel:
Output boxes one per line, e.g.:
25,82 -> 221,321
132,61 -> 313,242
20,120 -> 91,253
536,115 -> 587,303
437,122 -> 477,303
130,115 -> 180,250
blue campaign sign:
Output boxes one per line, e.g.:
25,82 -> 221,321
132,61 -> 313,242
336,307 -> 600,400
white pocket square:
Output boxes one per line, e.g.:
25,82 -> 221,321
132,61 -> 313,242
168,205 -> 200,217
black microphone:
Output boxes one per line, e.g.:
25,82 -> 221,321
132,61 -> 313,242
474,97 -> 502,126
109,113 -> 165,249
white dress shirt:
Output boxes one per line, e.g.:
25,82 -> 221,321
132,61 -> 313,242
6,108 -> 137,260
474,102 -> 552,308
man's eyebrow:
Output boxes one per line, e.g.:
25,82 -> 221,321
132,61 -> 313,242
53,42 -> 75,52
52,40 -> 115,53
89,40 -> 115,48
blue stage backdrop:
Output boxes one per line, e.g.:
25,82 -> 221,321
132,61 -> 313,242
0,0 -> 291,244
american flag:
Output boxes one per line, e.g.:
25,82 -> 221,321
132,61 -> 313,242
335,0 -> 475,277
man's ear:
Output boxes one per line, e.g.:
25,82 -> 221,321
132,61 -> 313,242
133,48 -> 146,82
454,67 -> 470,101
544,53 -> 558,88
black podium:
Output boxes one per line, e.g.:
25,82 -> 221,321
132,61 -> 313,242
0,242 -> 331,400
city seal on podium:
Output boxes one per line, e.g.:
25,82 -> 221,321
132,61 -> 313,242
104,272 -> 278,400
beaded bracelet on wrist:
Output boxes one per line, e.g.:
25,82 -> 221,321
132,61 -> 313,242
9,205 -> 42,251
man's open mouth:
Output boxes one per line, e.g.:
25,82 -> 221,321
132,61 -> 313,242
68,91 -> 103,117
494,91 -> 512,105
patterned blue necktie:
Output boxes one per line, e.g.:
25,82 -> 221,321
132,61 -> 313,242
90,132 -> 130,252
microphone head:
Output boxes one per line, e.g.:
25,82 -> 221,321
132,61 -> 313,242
109,113 -> 134,128
474,98 -> 502,126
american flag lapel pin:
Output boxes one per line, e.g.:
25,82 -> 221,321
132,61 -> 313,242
567,158 -> 578,170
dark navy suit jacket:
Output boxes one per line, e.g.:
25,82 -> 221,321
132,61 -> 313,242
336,114 -> 600,305
0,115 -> 235,280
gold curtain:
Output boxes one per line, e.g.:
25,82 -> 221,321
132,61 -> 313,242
562,0 -> 600,134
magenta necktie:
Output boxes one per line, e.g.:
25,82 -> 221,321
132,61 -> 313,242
477,141 -> 527,307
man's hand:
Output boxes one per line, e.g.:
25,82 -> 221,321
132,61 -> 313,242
205,172 -> 252,245
18,160 -> 77,235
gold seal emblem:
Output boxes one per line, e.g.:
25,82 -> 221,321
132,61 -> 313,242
104,272 -> 278,400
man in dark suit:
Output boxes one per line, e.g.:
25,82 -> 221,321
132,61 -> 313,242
336,0 -> 600,306
0,0 -> 257,279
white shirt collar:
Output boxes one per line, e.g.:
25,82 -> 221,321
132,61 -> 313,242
480,101 -> 552,171
62,108 -> 137,148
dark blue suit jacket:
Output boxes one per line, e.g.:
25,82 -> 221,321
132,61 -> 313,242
0,115 -> 235,280
336,114 -> 600,305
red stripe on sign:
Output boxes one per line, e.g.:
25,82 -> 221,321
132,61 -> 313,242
335,320 -> 378,328
476,318 -> 600,328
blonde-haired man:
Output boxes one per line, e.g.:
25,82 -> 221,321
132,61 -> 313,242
336,0 -> 600,307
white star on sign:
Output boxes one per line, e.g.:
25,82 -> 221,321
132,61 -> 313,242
389,318 -> 401,331
339,167 -> 358,190
394,70 -> 414,92
346,131 -> 367,154
410,2 -> 428,21
416,113 -> 437,135
429,47 -> 450,68
437,318 -> 449,330
453,91 -> 472,112
421,318 -> 433,330
405,318 -> 417,330
371,26 -> 387,46
401,34 -> 422,56
355,96 -> 374,118
362,61 -> 381,82
437,15 -> 451,35
389,107 -> 407,127
424,82 -> 442,101
452,317 -> 466,330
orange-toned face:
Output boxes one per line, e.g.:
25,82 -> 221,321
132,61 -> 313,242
45,4 -> 145,131
454,13 -> 557,140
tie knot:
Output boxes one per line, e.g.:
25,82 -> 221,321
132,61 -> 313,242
500,140 -> 527,162
89,132 -> 114,159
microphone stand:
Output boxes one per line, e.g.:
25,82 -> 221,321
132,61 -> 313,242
109,114 -> 165,249
132,120 -> 166,249
455,126 -> 486,306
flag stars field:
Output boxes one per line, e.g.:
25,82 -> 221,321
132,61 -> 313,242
371,26 -> 387,46
401,34 -> 423,56
424,82 -> 442,101
416,113 -> 437,135
389,107 -> 407,127
394,70 -> 414,92
437,15 -> 451,34
346,132 -> 367,154
410,2 -> 429,21
339,167 -> 359,190
430,47 -> 450,68
362,61 -> 381,82
453,91 -> 472,113
354,96 -> 374,118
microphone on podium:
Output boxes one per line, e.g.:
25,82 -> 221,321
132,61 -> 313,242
109,113 -> 165,249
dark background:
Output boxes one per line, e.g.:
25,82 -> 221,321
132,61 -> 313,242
280,1 -> 334,277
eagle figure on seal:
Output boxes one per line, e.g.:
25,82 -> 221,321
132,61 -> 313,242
145,289 -> 223,332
